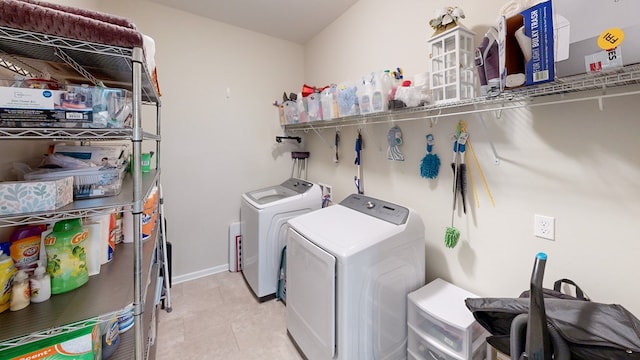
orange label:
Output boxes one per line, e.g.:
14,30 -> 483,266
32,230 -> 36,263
71,230 -> 89,245
43,235 -> 56,246
598,28 -> 624,50
15,347 -> 54,360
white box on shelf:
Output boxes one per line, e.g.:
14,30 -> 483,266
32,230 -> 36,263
0,176 -> 73,215
553,0 -> 640,77
407,278 -> 488,360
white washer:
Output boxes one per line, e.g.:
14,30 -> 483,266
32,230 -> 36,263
286,194 -> 425,360
241,178 -> 321,301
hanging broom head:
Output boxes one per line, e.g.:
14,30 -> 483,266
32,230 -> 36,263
445,226 -> 460,248
420,153 -> 440,179
420,134 -> 440,179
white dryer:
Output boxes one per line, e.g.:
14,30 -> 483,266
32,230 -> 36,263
241,178 -> 321,301
286,194 -> 425,360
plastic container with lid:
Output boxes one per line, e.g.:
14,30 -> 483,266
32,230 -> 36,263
29,262 -> 51,303
83,221 -> 103,276
24,165 -> 125,199
44,219 -> 89,294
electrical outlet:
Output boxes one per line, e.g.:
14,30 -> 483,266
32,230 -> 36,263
534,214 -> 555,240
318,183 -> 333,207
319,183 -> 332,198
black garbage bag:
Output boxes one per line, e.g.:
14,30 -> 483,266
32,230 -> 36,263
465,297 -> 640,360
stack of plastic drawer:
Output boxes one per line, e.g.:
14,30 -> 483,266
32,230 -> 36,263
407,278 -> 489,360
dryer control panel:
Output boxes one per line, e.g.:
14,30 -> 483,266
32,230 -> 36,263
340,194 -> 409,225
281,178 -> 315,194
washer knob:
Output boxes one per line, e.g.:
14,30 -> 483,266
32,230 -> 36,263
366,201 -> 375,209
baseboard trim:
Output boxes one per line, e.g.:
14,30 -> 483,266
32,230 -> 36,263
172,264 -> 229,284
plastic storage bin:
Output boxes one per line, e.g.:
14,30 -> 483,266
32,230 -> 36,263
407,278 -> 488,359
0,83 -> 132,128
25,166 -> 125,199
408,325 -> 485,360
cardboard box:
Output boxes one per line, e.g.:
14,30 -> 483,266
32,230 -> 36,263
499,0 -> 555,89
553,0 -> 640,77
0,321 -> 101,360
0,176 -> 73,215
0,85 -> 132,128
0,87 -> 93,126
487,343 -> 511,360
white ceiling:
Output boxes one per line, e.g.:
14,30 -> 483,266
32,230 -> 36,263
148,0 -> 359,44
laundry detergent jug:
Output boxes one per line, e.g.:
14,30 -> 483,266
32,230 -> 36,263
0,250 -> 16,313
44,219 -> 89,294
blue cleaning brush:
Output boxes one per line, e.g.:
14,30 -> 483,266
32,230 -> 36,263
420,134 -> 440,179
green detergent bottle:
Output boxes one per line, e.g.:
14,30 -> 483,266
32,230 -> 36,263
44,219 -> 89,294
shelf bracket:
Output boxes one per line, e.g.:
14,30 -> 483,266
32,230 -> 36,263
598,84 -> 607,111
307,123 -> 334,149
431,109 -> 442,127
54,48 -> 104,86
475,108 -> 501,165
495,100 -> 505,119
0,51 -> 39,78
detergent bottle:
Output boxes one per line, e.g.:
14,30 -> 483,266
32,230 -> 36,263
9,225 -> 44,273
44,219 -> 89,294
0,250 -> 16,313
9,269 -> 29,311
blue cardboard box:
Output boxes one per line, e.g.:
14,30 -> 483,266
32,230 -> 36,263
499,0 -> 555,88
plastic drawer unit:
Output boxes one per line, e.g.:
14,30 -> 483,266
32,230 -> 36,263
407,278 -> 488,360
408,326 -> 485,360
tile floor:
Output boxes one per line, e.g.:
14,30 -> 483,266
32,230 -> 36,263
155,271 -> 303,359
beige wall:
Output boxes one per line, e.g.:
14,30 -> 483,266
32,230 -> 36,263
101,0 -> 306,278
33,0 -> 306,277
303,0 -> 640,315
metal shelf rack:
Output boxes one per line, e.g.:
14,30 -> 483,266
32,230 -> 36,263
0,170 -> 160,228
0,24 -> 163,360
0,127 -> 160,140
0,235 -> 157,347
283,65 -> 640,132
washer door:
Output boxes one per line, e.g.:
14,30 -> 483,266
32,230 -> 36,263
286,227 -> 336,359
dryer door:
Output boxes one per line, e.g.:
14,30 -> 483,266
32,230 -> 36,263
286,227 -> 336,360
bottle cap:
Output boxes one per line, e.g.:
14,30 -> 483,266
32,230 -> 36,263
9,225 -> 43,242
53,218 -> 82,232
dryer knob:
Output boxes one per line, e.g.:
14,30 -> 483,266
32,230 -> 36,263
366,201 -> 375,209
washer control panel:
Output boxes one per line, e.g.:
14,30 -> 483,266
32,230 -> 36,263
281,178 -> 315,194
340,194 -> 409,225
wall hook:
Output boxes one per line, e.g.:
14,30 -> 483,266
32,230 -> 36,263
275,136 -> 301,143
